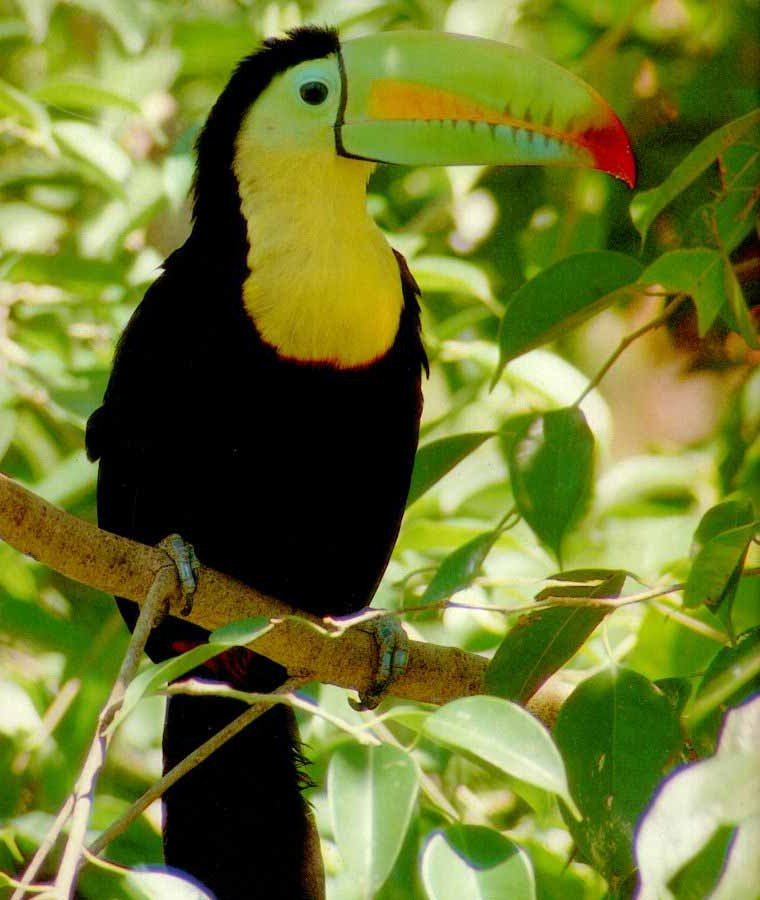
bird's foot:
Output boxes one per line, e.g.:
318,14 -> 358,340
349,615 -> 409,711
159,533 -> 200,616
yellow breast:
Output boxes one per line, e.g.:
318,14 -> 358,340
234,141 -> 403,369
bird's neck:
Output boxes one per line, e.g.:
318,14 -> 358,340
233,145 -> 403,369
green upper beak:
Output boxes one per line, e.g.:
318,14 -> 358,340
336,31 -> 635,188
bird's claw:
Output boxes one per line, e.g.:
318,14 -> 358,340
160,533 -> 200,616
349,615 -> 409,711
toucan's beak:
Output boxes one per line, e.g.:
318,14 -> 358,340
336,31 -> 635,188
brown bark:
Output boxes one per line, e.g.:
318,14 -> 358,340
0,472 -> 567,717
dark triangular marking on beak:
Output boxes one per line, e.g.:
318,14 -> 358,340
334,45 -> 349,156
334,45 -> 381,163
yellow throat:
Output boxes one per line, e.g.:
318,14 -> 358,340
233,133 -> 403,369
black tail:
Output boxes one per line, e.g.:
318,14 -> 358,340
163,691 -> 321,899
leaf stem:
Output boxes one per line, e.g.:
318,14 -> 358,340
575,292 -> 688,405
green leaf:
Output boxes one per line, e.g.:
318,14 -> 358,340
208,616 -> 272,647
640,249 -> 753,342
421,826 -> 536,900
506,408 -> 594,561
33,80 -> 141,113
654,677 -> 693,717
631,108 -> 760,242
667,826 -> 737,900
690,628 -> 760,744
636,696 -> 760,900
116,617 -> 271,726
328,743 -> 419,899
554,667 -> 682,881
688,132 -> 760,253
494,252 -> 642,382
722,259 -> 758,348
485,572 -> 625,703
53,120 -> 132,191
407,432 -> 495,507
683,521 -> 757,612
686,501 -> 757,622
420,530 -> 499,606
423,696 -> 576,813
693,499 -> 755,545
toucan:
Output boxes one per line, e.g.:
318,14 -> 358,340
86,25 -> 634,900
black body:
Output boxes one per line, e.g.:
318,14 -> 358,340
86,28 -> 426,899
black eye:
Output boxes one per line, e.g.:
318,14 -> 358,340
299,81 -> 329,105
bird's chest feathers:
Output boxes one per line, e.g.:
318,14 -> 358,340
234,149 -> 403,368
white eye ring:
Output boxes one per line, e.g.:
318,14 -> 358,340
299,80 -> 329,105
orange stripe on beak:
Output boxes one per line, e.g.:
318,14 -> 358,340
366,79 -> 635,187
368,79 -> 574,141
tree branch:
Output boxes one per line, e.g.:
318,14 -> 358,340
54,570 -> 172,899
0,472 -> 566,717
10,567 -> 173,900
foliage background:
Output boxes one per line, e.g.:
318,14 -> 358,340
0,0 -> 758,898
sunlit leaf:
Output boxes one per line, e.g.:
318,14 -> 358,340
0,202 -> 66,253
0,680 -> 43,736
412,255 -> 495,305
407,432 -> 495,507
494,251 -> 642,382
636,696 -> 760,900
421,826 -> 535,900
506,408 -> 594,561
423,696 -> 576,812
121,867 -> 215,898
329,743 -> 418,898
13,0 -> 52,42
555,667 -> 682,881
631,108 -> 760,243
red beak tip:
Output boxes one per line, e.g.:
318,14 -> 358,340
580,116 -> 636,189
